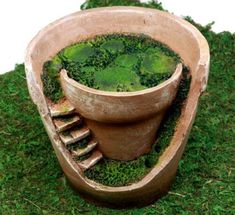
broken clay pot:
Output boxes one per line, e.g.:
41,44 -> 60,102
25,6 -> 209,208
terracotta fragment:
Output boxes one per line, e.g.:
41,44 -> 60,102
48,99 -> 75,117
53,115 -> 81,132
59,126 -> 90,146
78,150 -> 103,171
71,140 -> 98,157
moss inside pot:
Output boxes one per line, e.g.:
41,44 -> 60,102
41,34 -> 181,103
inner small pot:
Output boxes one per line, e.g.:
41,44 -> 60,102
38,11 -> 185,161
60,59 -> 182,160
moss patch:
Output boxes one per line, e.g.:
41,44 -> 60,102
84,67 -> 191,186
94,66 -> 144,92
42,34 -> 180,102
41,56 -> 63,102
1,1 -> 235,214
60,43 -> 96,63
100,39 -> 125,54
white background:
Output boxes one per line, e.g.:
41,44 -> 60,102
0,0 -> 234,74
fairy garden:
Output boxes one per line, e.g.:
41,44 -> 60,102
39,33 -> 191,186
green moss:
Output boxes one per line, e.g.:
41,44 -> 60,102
100,39 -> 125,54
75,152 -> 92,162
60,43 -> 96,64
67,136 -> 90,151
94,66 -> 145,92
84,67 -> 191,186
41,34 -> 180,102
1,0 -> 235,214
41,55 -> 63,103
141,48 -> 176,75
80,0 -> 164,10
114,54 -> 139,68
139,48 -> 176,87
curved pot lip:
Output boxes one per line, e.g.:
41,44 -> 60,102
60,63 -> 182,98
25,6 -> 209,67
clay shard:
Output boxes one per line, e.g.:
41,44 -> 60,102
48,99 -> 76,117
60,126 -> 90,146
71,140 -> 98,157
78,150 -> 103,170
53,115 -> 81,132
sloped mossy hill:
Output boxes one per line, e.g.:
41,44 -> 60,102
41,34 -> 180,103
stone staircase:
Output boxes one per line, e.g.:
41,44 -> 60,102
48,99 -> 103,170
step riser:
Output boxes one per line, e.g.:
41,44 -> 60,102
60,128 -> 90,146
72,141 -> 98,157
53,116 -> 81,132
49,100 -> 76,117
78,151 -> 103,170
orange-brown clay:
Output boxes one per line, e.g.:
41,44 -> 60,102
25,6 -> 210,208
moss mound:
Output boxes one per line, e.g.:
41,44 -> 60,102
41,34 -> 180,102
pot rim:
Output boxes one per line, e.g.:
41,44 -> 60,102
60,63 -> 182,98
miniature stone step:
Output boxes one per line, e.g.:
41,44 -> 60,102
60,127 -> 90,146
48,99 -> 75,117
71,140 -> 98,157
78,150 -> 103,170
53,115 -> 81,132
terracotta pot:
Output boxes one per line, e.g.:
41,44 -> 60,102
25,6 -> 209,207
60,64 -> 182,160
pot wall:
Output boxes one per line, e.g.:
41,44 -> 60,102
85,114 -> 162,160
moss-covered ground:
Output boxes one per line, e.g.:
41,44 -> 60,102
42,34 -> 179,102
0,0 -> 234,214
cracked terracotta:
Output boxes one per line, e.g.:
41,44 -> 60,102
25,6 -> 209,207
